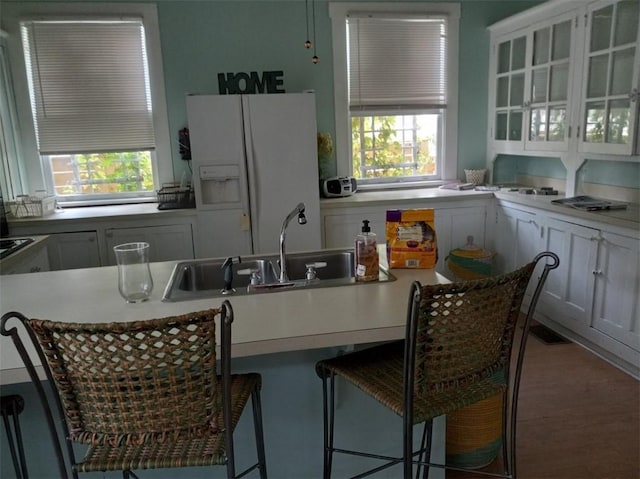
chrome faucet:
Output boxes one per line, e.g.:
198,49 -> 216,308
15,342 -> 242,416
221,256 -> 241,295
279,202 -> 307,282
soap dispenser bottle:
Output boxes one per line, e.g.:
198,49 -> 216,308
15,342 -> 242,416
355,220 -> 379,282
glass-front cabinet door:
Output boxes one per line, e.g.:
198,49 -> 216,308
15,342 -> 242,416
494,33 -> 527,144
580,0 -> 640,155
527,18 -> 573,150
490,12 -> 576,153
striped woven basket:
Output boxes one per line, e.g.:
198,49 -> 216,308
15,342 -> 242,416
445,393 -> 503,469
446,236 -> 495,280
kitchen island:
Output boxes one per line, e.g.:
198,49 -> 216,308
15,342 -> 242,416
0,253 -> 448,478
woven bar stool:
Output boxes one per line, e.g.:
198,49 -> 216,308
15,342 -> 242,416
1,301 -> 267,479
316,252 -> 559,479
1,394 -> 29,479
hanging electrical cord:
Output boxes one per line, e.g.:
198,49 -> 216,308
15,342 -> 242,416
304,0 -> 312,49
312,0 -> 319,64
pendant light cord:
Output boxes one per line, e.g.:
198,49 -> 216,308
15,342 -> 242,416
312,0 -> 318,63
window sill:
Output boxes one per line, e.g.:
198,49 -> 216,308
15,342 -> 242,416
355,179 -> 452,192
56,197 -> 157,209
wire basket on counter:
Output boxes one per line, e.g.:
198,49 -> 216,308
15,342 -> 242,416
156,184 -> 196,210
8,195 -> 57,218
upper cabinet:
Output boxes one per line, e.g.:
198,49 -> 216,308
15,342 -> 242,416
488,0 -> 640,159
528,17 -> 574,150
579,0 -> 639,155
490,8 -> 578,154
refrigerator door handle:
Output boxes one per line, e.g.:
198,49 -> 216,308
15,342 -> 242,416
242,97 -> 259,253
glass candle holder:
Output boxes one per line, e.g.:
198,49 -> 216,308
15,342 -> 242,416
113,242 -> 153,303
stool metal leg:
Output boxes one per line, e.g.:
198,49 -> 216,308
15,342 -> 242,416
321,372 -> 336,479
251,388 -> 268,479
1,394 -> 29,479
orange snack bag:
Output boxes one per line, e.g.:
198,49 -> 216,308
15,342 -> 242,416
385,209 -> 438,269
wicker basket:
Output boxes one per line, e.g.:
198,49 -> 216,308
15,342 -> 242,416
446,236 -> 495,280
8,195 -> 56,218
446,393 -> 503,469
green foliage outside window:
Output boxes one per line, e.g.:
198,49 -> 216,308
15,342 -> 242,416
51,151 -> 154,196
351,115 -> 436,179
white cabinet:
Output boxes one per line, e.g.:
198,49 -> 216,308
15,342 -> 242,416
9,209 -> 197,270
487,0 -> 640,196
488,5 -> 579,154
323,203 -> 487,275
494,204 -> 543,273
494,204 -> 545,308
0,241 -> 50,274
323,209 -> 386,251
47,231 -> 101,270
590,230 -> 640,352
492,30 -> 527,147
578,0 -> 640,155
496,204 -> 640,374
435,207 -> 487,274
104,224 -> 194,265
538,217 -> 599,332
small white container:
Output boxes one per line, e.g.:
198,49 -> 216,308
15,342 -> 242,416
464,169 -> 487,185
8,195 -> 56,218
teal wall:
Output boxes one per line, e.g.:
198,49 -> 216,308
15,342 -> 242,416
493,155 -> 567,185
3,0 -> 542,182
579,159 -> 640,189
457,1 -> 541,179
157,0 -> 542,182
493,154 -> 640,189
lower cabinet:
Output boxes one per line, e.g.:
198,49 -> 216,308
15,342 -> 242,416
538,217 -> 598,332
496,201 -> 640,376
19,221 -> 195,270
322,203 -> 487,275
1,242 -> 50,274
104,224 -> 195,265
494,204 -> 542,274
494,205 -> 544,307
590,231 -> 640,354
47,231 -> 101,270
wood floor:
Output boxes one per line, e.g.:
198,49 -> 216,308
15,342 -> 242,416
449,326 -> 640,479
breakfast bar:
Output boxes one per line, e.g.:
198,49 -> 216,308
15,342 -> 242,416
0,253 -> 449,478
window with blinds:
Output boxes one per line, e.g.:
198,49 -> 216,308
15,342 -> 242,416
20,19 -> 157,202
329,3 -> 459,187
347,13 -> 448,183
347,15 -> 447,111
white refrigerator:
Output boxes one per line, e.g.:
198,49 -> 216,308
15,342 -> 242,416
186,92 -> 322,259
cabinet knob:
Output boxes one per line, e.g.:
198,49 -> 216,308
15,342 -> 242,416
592,270 -> 602,275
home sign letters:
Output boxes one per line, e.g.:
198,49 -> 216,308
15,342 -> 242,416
218,70 -> 285,94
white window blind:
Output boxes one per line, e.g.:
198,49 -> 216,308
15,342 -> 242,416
21,20 -> 155,155
347,14 -> 448,111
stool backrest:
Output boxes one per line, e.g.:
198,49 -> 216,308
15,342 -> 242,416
409,261 -> 535,396
28,308 -> 221,446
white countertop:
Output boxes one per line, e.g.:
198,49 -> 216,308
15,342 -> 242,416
494,191 -> 640,232
10,188 -> 636,233
8,202 -> 197,227
0,251 -> 448,384
321,187 -> 494,209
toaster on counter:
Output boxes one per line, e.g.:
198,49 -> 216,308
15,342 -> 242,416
320,176 -> 357,198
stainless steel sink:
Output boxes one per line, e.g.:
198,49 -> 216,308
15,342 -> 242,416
162,248 -> 395,302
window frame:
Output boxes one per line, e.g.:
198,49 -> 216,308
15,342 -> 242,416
2,2 -> 172,206
329,2 -> 460,189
